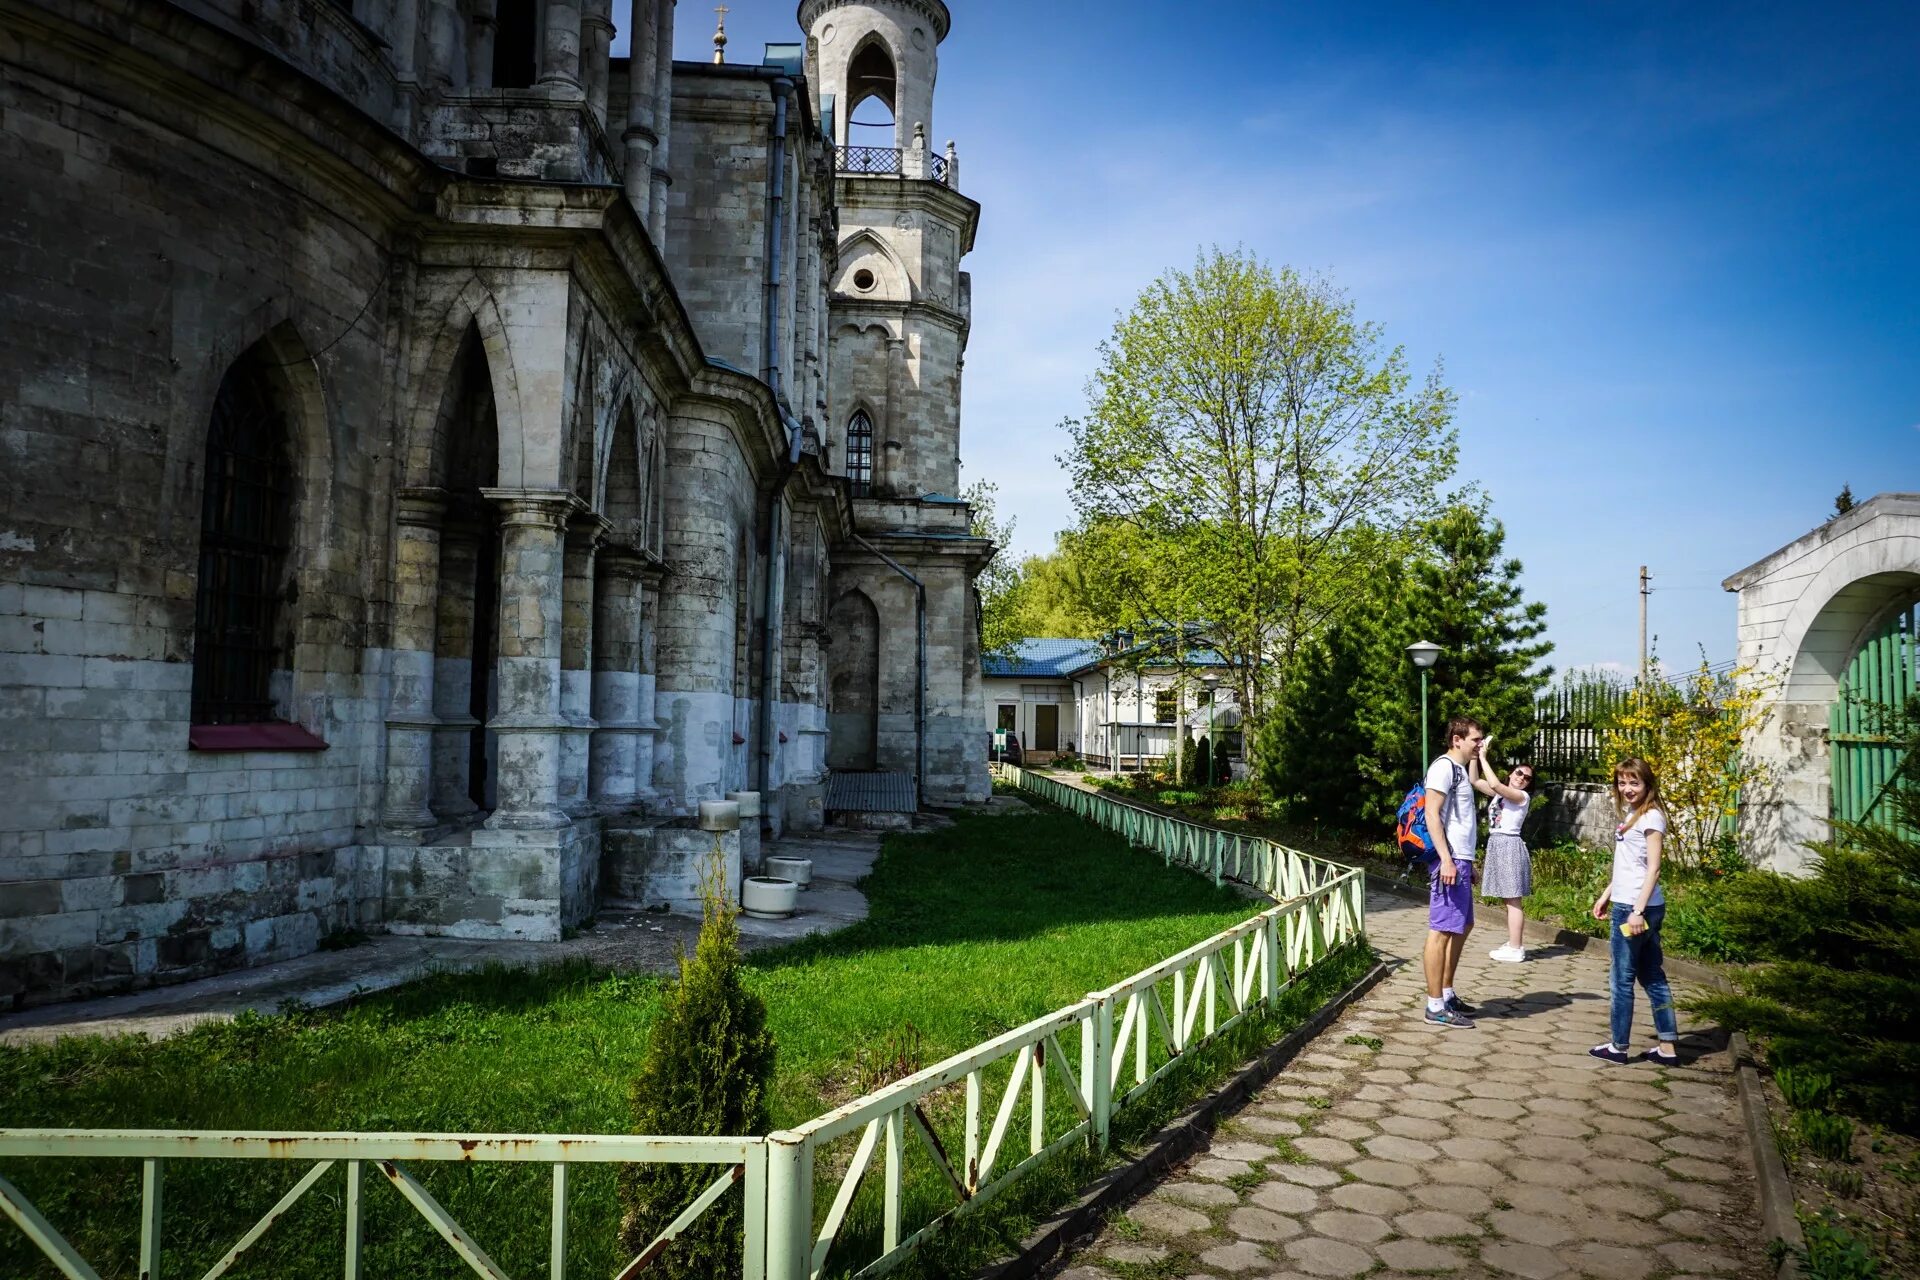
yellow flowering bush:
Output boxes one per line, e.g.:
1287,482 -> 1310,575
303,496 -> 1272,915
1603,660 -> 1773,870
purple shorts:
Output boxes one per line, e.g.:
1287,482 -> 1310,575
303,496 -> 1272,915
1429,861 -> 1475,934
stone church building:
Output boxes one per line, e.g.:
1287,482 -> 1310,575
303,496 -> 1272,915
0,0 -> 991,1006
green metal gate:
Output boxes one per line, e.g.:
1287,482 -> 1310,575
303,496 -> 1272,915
1830,596 -> 1919,836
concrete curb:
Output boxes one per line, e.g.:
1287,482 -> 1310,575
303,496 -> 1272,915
1732,1030 -> 1806,1280
969,955 -> 1391,1280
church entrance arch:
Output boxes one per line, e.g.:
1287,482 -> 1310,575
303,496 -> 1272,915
1830,594 -> 1918,837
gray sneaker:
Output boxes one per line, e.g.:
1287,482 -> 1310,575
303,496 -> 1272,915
1423,1006 -> 1476,1030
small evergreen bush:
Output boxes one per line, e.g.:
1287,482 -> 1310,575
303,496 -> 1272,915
618,843 -> 776,1279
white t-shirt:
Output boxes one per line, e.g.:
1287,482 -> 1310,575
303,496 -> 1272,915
1423,756 -> 1476,862
1610,807 -> 1668,907
1490,793 -> 1530,837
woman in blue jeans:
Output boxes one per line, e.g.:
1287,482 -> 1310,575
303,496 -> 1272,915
1588,757 -> 1679,1064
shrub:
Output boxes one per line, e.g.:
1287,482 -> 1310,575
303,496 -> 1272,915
618,844 -> 776,1279
1157,789 -> 1202,808
1798,1111 -> 1856,1162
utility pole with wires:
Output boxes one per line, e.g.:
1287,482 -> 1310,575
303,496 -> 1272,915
1639,565 -> 1651,683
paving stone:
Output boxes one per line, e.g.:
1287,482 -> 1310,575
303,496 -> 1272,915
1474,1098 -> 1529,1119
1664,1156 -> 1739,1182
1352,1083 -> 1398,1102
1346,1158 -> 1420,1187
1482,1239 -> 1573,1279
1058,1268 -> 1113,1280
1596,1081 -> 1669,1105
1376,1239 -> 1469,1272
1437,1135 -> 1509,1163
1338,1100 -> 1386,1119
1505,1157 -> 1586,1188
1363,1133 -> 1442,1163
1659,1134 -> 1738,1162
1498,1183 -> 1584,1218
1661,1088 -> 1733,1116
1129,1201 -> 1212,1236
1307,1210 -> 1391,1244
1309,1116 -> 1377,1141
1663,1180 -> 1730,1213
1403,1081 -> 1458,1103
1427,1158 -> 1505,1187
1583,1156 -> 1672,1188
1528,1115 -> 1594,1141
1659,1111 -> 1729,1136
1251,1181 -> 1320,1215
1524,1094 -> 1591,1118
1099,1243 -> 1170,1264
1518,1135 -> 1589,1163
1210,1139 -> 1279,1162
1579,1184 -> 1663,1217
1198,1240 -> 1272,1272
1656,1241 -> 1743,1272
1269,1163 -> 1344,1188
1226,1206 -> 1302,1242
1293,1136 -> 1362,1163
1281,1236 -> 1376,1277
1238,1114 -> 1303,1137
1564,1241 -> 1659,1278
1161,1180 -> 1240,1207
1588,1110 -> 1652,1137
1410,1182 -> 1493,1215
1394,1208 -> 1477,1239
1465,1079 -> 1533,1100
1376,1114 -> 1450,1140
1658,1208 -> 1733,1239
1189,1157 -> 1254,1181
1361,1068 -> 1413,1085
1327,1182 -> 1410,1215
1489,1209 -> 1576,1247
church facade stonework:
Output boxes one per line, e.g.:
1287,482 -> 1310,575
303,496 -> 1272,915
0,0 -> 989,1007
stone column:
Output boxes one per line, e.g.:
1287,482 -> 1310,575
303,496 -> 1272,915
479,491 -> 573,831
559,514 -> 608,817
430,520 -> 483,820
425,0 -> 462,87
390,0 -> 422,82
635,562 -> 664,804
590,549 -> 646,811
648,0 -> 677,248
380,489 -> 446,837
540,0 -> 584,93
465,0 -> 498,89
880,336 -> 907,496
622,0 -> 659,220
583,0 -> 615,128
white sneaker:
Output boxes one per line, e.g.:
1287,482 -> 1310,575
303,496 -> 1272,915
1488,944 -> 1527,963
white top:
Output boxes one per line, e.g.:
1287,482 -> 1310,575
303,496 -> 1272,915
1424,755 -> 1476,862
1490,793 -> 1530,837
1610,807 -> 1668,907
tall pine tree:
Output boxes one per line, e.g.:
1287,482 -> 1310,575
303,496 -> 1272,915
1260,504 -> 1552,827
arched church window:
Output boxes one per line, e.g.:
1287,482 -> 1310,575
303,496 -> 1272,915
845,409 -> 874,496
192,353 -> 294,725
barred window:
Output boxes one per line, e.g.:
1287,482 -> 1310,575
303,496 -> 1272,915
846,409 -> 874,497
1154,689 -> 1177,724
191,356 -> 293,725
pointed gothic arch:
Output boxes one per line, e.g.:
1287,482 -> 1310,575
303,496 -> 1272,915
406,278 -> 524,488
834,229 -> 910,300
826,588 -> 881,770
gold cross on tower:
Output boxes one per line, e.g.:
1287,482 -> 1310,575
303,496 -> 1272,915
712,4 -> 729,63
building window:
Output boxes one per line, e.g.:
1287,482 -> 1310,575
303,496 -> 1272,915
846,410 -> 874,496
1154,689 -> 1177,724
997,704 -> 1017,732
492,0 -> 538,87
192,354 -> 294,725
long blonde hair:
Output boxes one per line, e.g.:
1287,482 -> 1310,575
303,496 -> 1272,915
1611,757 -> 1663,834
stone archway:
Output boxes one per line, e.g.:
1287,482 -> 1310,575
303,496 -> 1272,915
1727,492 -> 1920,870
826,588 -> 880,770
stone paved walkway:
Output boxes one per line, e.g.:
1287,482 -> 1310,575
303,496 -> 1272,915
1056,889 -> 1767,1280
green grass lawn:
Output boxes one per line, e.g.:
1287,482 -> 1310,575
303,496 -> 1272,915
0,808 -> 1364,1279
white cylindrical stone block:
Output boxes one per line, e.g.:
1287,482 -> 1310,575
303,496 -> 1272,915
725,790 -> 762,818
764,855 -> 812,889
698,800 -> 741,831
741,876 -> 798,919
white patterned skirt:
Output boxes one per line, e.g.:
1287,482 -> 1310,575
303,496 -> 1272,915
1481,833 -> 1532,898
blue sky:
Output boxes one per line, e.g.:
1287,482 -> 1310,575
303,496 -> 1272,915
639,2 -> 1919,674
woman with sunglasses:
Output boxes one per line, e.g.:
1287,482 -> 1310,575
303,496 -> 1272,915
1474,738 -> 1536,962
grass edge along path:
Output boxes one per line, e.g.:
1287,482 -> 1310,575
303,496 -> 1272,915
0,806 -> 1339,1280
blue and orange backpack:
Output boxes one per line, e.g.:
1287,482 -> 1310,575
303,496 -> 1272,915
1395,760 -> 1464,871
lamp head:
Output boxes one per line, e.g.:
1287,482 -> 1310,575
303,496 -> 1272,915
1406,640 -> 1443,670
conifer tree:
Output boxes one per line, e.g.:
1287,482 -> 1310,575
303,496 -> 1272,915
619,847 -> 776,1279
1259,504 -> 1552,826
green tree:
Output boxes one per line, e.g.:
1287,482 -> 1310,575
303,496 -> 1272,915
1834,483 -> 1856,517
619,851 -> 776,1279
1260,504 -> 1552,826
966,479 -> 1023,660
1060,248 -> 1458,761
1005,532 -> 1106,639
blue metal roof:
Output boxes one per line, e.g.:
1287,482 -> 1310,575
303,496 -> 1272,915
983,638 -> 1104,678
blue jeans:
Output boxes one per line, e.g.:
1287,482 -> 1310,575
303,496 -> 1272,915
1609,902 -> 1678,1048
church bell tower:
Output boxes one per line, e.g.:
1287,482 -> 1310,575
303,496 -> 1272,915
802,0 -> 992,807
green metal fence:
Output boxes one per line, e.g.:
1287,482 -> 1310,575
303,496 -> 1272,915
1831,598 -> 1918,837
2,767 -> 1365,1280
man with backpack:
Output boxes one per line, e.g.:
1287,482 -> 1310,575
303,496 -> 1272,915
1417,716 -> 1486,1028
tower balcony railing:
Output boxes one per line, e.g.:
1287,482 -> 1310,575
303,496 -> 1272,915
834,144 -> 960,188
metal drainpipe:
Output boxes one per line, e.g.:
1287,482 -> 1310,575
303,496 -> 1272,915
854,534 -> 926,810
756,77 -> 797,806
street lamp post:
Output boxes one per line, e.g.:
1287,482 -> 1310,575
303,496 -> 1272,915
1200,672 -> 1221,784
1406,641 -> 1443,769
